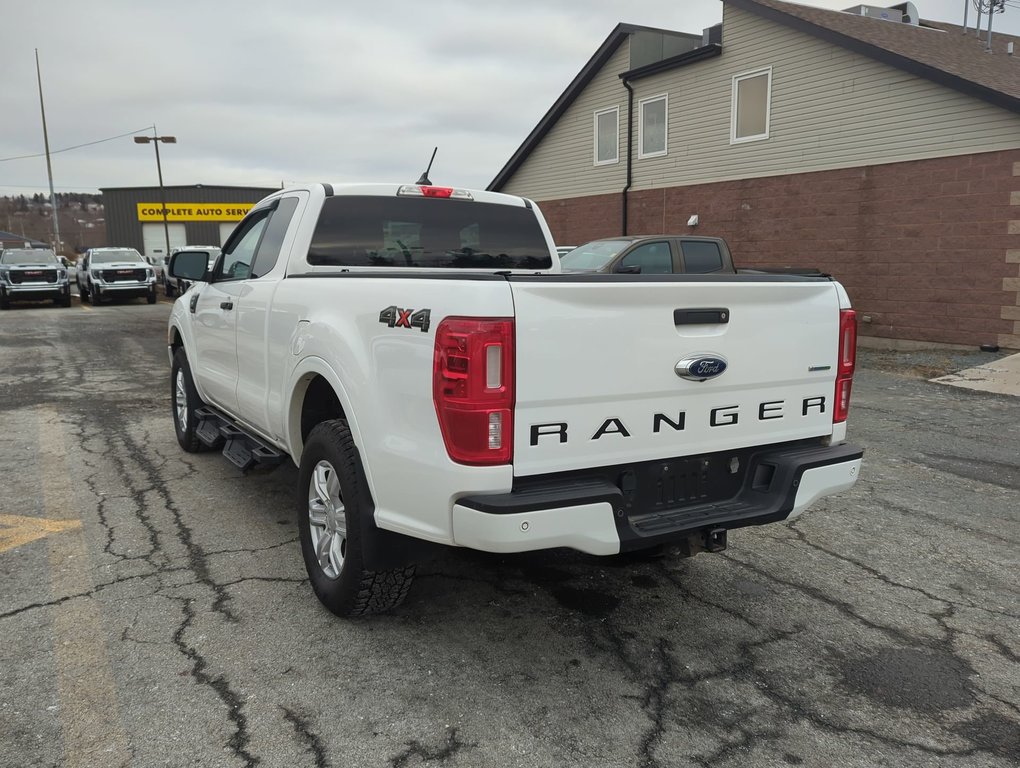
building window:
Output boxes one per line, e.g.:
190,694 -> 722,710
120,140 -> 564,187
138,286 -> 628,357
638,94 -> 668,159
594,107 -> 619,166
731,67 -> 772,143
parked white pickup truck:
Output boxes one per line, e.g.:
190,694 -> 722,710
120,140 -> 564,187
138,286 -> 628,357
167,183 -> 862,617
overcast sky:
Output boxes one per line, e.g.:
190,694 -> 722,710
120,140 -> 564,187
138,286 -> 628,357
2,0 -> 1017,197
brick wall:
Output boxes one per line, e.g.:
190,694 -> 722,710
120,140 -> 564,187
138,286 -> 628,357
539,195 -> 623,246
537,149 -> 1020,349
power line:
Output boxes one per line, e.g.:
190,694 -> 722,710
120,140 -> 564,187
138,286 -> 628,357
0,184 -> 104,191
0,125 -> 154,163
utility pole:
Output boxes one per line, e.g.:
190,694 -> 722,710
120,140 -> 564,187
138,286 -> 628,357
35,49 -> 61,254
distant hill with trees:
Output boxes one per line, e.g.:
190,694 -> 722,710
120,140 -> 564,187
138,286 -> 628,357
0,193 -> 107,253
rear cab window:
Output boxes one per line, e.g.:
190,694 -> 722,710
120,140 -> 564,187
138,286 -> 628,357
307,196 -> 552,270
680,240 -> 725,273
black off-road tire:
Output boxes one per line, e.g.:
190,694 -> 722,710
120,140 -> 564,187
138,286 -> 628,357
147,288 -> 157,305
59,293 -> 71,308
170,348 -> 210,453
91,286 -> 103,305
0,292 -> 9,310
298,419 -> 416,617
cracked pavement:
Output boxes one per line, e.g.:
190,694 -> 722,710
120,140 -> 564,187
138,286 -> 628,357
1,302 -> 1017,767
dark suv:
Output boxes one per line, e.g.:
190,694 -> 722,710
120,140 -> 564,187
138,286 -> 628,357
77,247 -> 157,305
0,248 -> 71,309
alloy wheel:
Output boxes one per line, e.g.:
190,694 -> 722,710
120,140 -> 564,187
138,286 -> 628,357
175,369 -> 188,431
307,460 -> 347,579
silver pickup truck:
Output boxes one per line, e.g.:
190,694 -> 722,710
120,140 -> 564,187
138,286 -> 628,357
0,248 -> 71,309
77,247 -> 157,305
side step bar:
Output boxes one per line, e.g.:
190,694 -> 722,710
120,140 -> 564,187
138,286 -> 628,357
193,406 -> 286,471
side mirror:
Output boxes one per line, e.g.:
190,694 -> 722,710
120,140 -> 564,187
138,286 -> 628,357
169,251 -> 209,282
615,264 -> 642,274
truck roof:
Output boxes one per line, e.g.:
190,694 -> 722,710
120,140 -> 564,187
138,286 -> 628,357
263,183 -> 532,209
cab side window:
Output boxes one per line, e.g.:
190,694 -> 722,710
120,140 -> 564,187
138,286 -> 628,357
619,241 -> 672,274
249,197 -> 299,279
681,241 -> 725,273
218,212 -> 270,281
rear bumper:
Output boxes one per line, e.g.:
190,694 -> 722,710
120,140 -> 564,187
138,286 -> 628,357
453,441 -> 862,555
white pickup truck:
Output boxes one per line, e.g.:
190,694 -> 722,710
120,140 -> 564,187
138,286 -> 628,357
167,183 -> 862,617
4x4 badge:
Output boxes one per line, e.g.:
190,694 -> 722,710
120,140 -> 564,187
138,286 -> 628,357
378,305 -> 431,333
675,355 -> 728,382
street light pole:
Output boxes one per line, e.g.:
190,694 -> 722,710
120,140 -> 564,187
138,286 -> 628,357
35,49 -> 61,254
134,129 -> 176,261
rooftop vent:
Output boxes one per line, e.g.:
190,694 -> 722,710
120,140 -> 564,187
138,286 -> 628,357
890,2 -> 920,25
843,2 -> 919,25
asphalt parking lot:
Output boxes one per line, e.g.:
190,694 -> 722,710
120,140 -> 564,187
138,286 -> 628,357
1,300 -> 1018,768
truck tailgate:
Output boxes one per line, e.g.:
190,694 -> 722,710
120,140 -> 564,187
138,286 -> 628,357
509,275 -> 841,477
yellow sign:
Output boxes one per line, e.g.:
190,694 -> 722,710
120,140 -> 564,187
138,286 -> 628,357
0,514 -> 81,553
137,203 -> 254,222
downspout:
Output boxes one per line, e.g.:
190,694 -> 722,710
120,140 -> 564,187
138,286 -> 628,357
622,77 -> 634,236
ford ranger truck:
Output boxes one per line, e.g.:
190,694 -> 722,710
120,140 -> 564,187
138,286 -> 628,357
167,183 -> 863,617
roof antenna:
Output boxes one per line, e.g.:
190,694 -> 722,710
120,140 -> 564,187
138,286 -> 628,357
416,147 -> 438,186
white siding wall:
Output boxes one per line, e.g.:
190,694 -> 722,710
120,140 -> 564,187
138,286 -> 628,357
501,42 -> 630,199
501,5 -> 1020,200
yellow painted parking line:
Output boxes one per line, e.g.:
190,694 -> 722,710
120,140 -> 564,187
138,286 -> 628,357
38,407 -> 131,767
0,514 -> 80,553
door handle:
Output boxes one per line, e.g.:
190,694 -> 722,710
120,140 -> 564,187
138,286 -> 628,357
674,307 -> 729,325
220,301 -> 234,310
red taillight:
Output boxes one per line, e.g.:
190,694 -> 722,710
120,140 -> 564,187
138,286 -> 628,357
420,186 -> 454,198
834,309 -> 857,423
397,185 -> 474,200
433,317 -> 514,465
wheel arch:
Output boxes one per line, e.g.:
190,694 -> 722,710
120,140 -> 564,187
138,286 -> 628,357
290,361 -> 434,573
168,324 -> 184,353
286,357 -> 362,468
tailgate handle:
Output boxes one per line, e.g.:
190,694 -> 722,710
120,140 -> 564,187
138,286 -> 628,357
674,308 -> 729,325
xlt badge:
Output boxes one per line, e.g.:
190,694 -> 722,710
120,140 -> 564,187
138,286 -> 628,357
675,355 -> 728,382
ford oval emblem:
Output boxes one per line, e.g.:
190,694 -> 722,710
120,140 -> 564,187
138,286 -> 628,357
675,355 -> 728,382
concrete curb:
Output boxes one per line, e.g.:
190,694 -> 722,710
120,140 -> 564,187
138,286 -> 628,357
930,353 -> 1020,397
